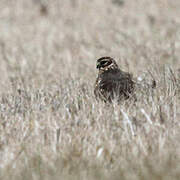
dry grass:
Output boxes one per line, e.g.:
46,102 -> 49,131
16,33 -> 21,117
0,0 -> 180,179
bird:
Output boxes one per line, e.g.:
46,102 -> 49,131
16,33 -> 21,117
94,57 -> 134,103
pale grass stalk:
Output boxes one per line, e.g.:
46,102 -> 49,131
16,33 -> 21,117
158,133 -> 166,152
140,108 -> 153,125
137,135 -> 148,156
96,147 -> 104,158
121,109 -> 135,136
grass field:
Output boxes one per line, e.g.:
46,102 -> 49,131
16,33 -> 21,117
0,0 -> 180,179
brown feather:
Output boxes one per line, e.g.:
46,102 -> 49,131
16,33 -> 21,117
94,57 -> 134,103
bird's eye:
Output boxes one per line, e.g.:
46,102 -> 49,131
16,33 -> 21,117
101,61 -> 108,65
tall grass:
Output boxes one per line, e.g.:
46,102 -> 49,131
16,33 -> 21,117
0,0 -> 179,179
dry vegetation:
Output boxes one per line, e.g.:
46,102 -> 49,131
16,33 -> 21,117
0,0 -> 180,179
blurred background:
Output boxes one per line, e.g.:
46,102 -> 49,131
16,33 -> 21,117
0,0 -> 180,91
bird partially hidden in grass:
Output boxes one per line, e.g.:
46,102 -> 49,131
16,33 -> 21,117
94,57 -> 135,103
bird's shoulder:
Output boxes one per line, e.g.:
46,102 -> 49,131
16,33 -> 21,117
99,69 -> 132,82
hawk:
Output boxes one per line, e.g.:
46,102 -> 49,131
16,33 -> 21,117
94,57 -> 134,103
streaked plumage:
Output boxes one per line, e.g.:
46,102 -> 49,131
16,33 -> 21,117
94,57 -> 134,103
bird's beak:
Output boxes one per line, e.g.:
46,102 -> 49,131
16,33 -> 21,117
96,62 -> 100,69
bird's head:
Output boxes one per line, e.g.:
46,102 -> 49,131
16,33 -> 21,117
96,57 -> 119,72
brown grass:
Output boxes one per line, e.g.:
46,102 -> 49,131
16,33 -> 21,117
0,0 -> 180,179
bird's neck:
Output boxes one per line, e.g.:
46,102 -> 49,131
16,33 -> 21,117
99,68 -> 120,75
